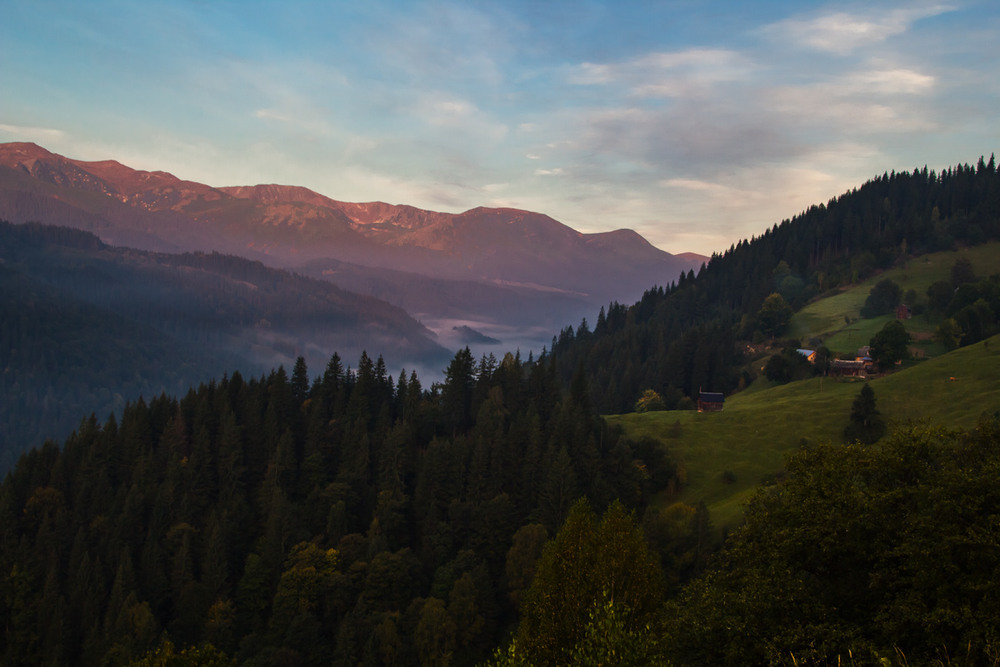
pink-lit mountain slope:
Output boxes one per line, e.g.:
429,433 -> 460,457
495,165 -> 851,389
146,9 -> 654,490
0,142 -> 706,339
214,186 -> 703,303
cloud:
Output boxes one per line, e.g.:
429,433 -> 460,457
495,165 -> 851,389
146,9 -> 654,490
362,3 -> 511,88
766,64 -> 939,135
529,19 -> 945,200
336,158 -> 535,214
766,4 -> 957,55
409,93 -> 510,144
844,67 -> 935,94
568,48 -> 755,99
253,109 -> 293,123
208,60 -> 344,140
563,99 -> 802,179
416,98 -> 476,126
661,178 -> 740,196
635,157 -> 860,252
551,47 -> 808,181
0,123 -> 66,141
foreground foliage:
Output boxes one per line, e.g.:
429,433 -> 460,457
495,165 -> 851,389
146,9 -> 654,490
665,418 -> 1000,665
511,499 -> 665,666
483,499 -> 668,667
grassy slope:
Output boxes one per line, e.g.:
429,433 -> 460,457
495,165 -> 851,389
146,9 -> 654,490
607,243 -> 1000,531
609,335 -> 1000,529
791,243 -> 1000,357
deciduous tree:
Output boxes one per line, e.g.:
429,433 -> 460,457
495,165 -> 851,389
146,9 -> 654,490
513,499 -> 664,666
756,292 -> 793,337
869,319 -> 911,370
861,279 -> 902,318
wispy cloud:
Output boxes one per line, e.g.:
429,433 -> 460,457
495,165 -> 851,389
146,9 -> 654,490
843,67 -> 936,94
765,4 -> 957,55
0,123 -> 66,141
253,109 -> 293,123
569,48 -> 755,99
766,64 -> 939,136
362,3 -> 511,88
661,178 -> 742,196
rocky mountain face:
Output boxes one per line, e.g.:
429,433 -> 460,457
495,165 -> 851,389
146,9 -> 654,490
0,142 -> 705,349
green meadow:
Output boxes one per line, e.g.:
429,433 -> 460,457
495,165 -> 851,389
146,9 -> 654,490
608,333 -> 1000,532
791,242 -> 1000,357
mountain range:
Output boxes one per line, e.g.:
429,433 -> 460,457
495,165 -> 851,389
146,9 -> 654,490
0,142 -> 704,352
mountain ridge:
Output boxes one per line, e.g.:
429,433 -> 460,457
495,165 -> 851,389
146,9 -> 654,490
0,140 -> 706,355
0,142 -> 706,298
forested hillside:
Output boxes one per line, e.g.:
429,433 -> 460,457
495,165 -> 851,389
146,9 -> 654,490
0,221 -> 450,471
0,261 -> 235,474
550,157 -> 1000,412
0,223 -> 248,472
0,221 -> 446,368
0,350 -> 691,666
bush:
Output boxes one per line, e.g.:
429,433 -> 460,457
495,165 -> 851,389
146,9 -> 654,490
634,389 -> 666,413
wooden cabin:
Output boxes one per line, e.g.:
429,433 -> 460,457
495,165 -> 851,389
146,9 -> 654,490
697,391 -> 725,412
830,359 -> 866,377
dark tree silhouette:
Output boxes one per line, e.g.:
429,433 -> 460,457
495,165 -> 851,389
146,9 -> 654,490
844,383 -> 886,444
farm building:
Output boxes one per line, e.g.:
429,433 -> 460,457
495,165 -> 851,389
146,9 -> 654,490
830,359 -> 867,377
697,391 -> 725,412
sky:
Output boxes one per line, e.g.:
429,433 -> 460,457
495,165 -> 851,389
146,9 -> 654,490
2,1 -> 998,256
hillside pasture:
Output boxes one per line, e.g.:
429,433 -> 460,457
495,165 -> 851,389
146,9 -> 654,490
790,242 -> 1000,358
608,333 -> 1000,531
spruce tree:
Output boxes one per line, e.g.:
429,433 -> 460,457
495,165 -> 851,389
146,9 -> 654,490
844,384 -> 886,444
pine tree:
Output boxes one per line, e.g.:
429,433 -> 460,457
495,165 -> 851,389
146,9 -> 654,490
844,384 -> 886,444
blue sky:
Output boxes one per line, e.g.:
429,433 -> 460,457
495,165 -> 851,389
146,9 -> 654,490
2,1 -> 998,255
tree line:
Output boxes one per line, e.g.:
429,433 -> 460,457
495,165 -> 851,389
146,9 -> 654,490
0,349 -> 698,666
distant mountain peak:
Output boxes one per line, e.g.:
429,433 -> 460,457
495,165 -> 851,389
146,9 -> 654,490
676,251 -> 710,266
0,141 -> 54,161
223,183 -> 335,206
